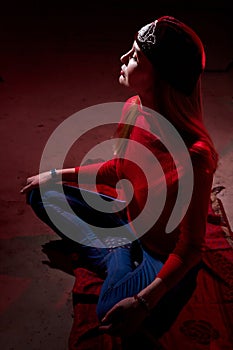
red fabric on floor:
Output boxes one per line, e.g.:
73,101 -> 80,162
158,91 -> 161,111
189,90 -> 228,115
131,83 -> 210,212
68,188 -> 233,349
68,268 -> 122,350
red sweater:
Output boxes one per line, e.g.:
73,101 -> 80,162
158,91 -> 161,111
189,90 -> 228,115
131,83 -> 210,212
75,96 -> 216,289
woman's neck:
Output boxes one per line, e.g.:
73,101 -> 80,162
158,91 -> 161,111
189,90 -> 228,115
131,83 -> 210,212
137,87 -> 160,113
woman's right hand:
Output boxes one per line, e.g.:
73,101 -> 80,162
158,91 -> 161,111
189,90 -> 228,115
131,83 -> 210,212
20,171 -> 53,194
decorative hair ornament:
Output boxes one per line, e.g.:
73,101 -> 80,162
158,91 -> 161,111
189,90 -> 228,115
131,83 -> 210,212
137,20 -> 157,45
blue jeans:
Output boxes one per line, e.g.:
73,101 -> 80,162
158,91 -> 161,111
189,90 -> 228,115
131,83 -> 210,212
28,184 -> 199,329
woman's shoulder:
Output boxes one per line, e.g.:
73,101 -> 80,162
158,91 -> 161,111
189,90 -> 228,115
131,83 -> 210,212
121,95 -> 140,115
189,140 -> 218,174
189,140 -> 210,154
124,95 -> 140,106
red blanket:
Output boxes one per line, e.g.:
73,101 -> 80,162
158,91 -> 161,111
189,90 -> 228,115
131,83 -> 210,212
68,187 -> 233,349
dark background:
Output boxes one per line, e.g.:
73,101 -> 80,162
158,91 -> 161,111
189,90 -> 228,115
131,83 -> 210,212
0,1 -> 232,349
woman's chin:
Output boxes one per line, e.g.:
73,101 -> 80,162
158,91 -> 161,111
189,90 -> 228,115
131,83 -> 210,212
119,75 -> 128,87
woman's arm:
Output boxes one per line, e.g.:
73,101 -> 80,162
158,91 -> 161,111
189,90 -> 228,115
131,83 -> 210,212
75,158 -> 119,188
140,151 -> 215,308
20,167 -> 77,194
20,158 -> 119,194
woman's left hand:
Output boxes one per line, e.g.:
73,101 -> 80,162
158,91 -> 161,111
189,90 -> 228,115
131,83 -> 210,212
99,296 -> 148,336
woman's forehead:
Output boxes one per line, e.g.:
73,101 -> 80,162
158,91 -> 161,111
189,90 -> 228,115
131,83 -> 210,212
133,40 -> 141,52
133,40 -> 148,61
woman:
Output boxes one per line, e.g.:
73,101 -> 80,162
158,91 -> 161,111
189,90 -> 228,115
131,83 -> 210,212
21,16 -> 218,338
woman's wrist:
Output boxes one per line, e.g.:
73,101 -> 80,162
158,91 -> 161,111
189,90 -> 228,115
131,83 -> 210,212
50,168 -> 58,180
133,294 -> 150,315
137,277 -> 168,311
49,168 -> 76,182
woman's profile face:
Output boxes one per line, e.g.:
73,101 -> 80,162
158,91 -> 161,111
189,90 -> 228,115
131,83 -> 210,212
119,41 -> 155,93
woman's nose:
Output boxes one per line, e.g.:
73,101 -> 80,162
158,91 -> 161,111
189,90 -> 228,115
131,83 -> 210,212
120,50 -> 131,64
120,53 -> 127,64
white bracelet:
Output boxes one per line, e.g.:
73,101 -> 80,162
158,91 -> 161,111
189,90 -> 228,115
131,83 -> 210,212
50,168 -> 58,180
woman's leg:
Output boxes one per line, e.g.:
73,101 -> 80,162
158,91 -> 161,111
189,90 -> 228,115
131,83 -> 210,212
27,184 -> 199,334
28,185 -> 160,317
27,184 -> 132,274
96,242 -> 164,320
97,243 -> 200,339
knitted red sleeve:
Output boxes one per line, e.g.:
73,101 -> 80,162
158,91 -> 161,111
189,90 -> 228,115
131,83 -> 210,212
157,149 -> 215,289
74,158 -> 119,188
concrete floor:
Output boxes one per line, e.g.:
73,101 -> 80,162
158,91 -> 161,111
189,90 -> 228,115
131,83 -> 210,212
0,2 -> 232,349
